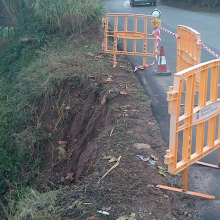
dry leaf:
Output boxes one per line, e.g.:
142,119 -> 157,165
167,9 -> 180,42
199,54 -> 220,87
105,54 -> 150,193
86,52 -> 95,56
184,211 -> 188,216
108,157 -> 117,163
102,206 -> 111,211
65,173 -> 74,181
151,155 -> 159,161
130,213 -> 136,218
119,91 -> 128,95
66,106 -> 71,110
101,95 -> 106,105
158,170 -> 166,177
20,38 -> 29,42
147,121 -> 155,125
110,127 -> 115,137
158,166 -> 167,176
103,155 -> 112,160
58,140 -> 67,146
106,78 -> 113,82
95,55 -> 103,59
157,166 -> 165,170
116,213 -> 137,220
88,216 -> 97,220
98,156 -> 122,185
163,194 -> 169,199
73,200 -> 82,208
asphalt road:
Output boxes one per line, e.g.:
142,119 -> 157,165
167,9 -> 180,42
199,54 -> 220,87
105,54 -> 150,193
104,1 -> 220,219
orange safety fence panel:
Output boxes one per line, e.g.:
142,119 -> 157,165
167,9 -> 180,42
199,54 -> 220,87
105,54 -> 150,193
102,13 -> 158,67
177,25 -> 202,93
177,25 -> 202,72
165,59 -> 220,175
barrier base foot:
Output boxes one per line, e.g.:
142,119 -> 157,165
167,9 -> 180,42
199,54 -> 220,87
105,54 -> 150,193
153,70 -> 171,76
196,161 -> 220,168
156,185 -> 215,199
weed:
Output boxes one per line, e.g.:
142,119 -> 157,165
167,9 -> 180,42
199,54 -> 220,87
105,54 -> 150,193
177,209 -> 185,215
115,138 -> 124,145
135,84 -> 144,93
69,75 -> 81,89
135,94 -> 149,102
10,188 -> 62,219
109,91 -> 119,99
129,135 -> 137,144
0,26 -> 15,45
57,146 -> 66,160
115,126 -> 126,132
179,193 -> 189,200
111,104 -> 119,110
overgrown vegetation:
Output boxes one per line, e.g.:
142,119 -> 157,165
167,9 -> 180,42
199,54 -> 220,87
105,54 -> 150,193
9,188 -> 62,219
0,0 -> 104,217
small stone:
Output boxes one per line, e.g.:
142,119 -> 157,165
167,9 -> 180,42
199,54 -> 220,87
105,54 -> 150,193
133,143 -> 151,149
61,176 -> 65,183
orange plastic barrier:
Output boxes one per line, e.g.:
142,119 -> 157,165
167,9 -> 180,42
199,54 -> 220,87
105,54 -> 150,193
102,13 -> 158,67
157,59 -> 220,199
177,25 -> 202,71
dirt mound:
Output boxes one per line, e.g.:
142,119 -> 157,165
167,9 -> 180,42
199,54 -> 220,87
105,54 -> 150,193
34,35 -> 200,219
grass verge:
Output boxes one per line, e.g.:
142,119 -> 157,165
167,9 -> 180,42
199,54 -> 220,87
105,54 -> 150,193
0,0 -> 104,217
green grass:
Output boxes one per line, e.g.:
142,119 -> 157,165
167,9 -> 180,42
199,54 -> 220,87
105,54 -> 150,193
129,135 -> 137,144
9,188 -> 62,219
135,94 -> 148,102
111,104 -> 120,110
115,126 -> 126,132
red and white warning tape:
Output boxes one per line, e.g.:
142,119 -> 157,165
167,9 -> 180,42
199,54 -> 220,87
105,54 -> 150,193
196,39 -> 220,59
134,25 -> 161,72
134,26 -> 220,72
158,26 -> 180,39
162,31 -> 220,60
134,56 -> 158,72
153,25 -> 161,53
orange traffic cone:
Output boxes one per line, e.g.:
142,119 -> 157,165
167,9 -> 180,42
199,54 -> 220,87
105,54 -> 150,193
153,46 -> 171,76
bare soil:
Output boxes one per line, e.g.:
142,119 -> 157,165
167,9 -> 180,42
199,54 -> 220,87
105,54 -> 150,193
34,33 -> 202,220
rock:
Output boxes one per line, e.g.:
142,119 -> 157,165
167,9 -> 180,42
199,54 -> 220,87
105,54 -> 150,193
133,143 -> 151,149
60,176 -> 65,183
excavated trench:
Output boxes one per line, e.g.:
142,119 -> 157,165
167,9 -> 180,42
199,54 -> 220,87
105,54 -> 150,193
68,89 -> 109,179
39,82 -> 111,186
